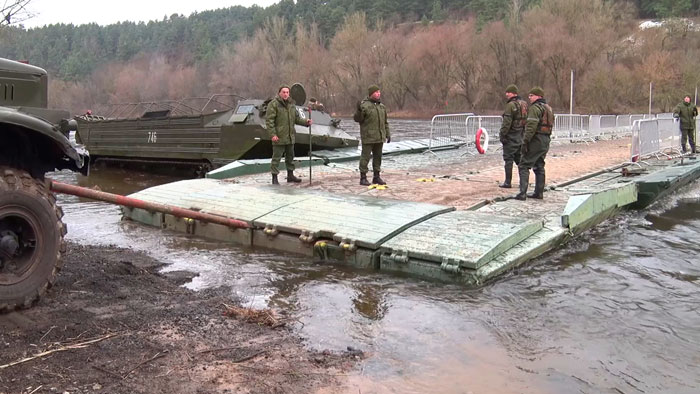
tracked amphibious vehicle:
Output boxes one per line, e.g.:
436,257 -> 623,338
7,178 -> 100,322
75,84 -> 357,175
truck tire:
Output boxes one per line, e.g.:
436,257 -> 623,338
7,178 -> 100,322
0,167 -> 66,312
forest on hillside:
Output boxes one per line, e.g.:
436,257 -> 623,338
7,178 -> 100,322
1,0 -> 699,115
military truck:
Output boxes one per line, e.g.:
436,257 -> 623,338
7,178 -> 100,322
75,85 -> 358,176
0,57 -> 89,311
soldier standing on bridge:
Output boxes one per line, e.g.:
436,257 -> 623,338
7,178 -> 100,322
266,85 -> 312,185
673,94 -> 698,154
498,84 -> 527,189
516,87 -> 554,201
354,84 -> 391,186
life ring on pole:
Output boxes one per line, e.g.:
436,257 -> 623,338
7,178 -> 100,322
475,127 -> 489,154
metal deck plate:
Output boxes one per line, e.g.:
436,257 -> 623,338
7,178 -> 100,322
129,180 -> 453,248
128,179 -> 314,222
253,193 -> 454,249
129,179 -> 222,206
636,160 -> 700,182
381,211 -> 544,269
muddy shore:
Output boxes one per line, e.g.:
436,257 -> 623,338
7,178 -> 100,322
0,243 -> 360,394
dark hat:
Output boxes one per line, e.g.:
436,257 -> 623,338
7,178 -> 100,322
309,97 -> 317,103
368,85 -> 380,96
278,84 -> 290,92
505,84 -> 518,94
529,87 -> 544,97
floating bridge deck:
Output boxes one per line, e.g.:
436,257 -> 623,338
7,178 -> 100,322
206,138 -> 464,179
123,155 -> 700,285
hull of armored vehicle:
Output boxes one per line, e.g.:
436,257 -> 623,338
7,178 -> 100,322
75,98 -> 357,173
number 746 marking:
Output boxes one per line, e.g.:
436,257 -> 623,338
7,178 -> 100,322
147,131 -> 157,143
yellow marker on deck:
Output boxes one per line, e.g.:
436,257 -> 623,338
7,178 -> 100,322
416,178 -> 435,182
368,184 -> 389,190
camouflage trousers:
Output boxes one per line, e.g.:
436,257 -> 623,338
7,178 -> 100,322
359,143 -> 383,173
518,133 -> 550,174
501,134 -> 522,166
681,128 -> 696,152
270,144 -> 295,174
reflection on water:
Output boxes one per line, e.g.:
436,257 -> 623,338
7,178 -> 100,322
49,155 -> 700,393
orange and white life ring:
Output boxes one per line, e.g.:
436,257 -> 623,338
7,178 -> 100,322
475,127 -> 489,154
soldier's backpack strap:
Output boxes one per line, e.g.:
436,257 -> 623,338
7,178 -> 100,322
539,103 -> 554,134
516,99 -> 528,128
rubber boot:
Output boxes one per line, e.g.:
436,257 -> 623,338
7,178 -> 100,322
499,163 -> 513,188
271,174 -> 279,185
360,172 -> 370,186
515,168 -> 529,200
372,171 -> 386,185
528,171 -> 545,199
690,140 -> 697,154
287,170 -> 302,183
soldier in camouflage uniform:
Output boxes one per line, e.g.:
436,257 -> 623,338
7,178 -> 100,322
354,85 -> 391,186
498,84 -> 527,188
515,87 -> 554,201
308,97 -> 326,112
673,95 -> 698,154
266,85 -> 312,185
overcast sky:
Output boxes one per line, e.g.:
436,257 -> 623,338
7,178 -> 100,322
22,0 -> 280,28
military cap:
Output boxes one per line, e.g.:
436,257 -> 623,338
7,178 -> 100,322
505,84 -> 518,94
368,85 -> 380,96
529,87 -> 545,97
278,84 -> 290,92
309,97 -> 317,103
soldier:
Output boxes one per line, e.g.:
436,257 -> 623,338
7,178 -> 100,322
498,84 -> 527,188
308,97 -> 325,112
266,85 -> 312,185
354,84 -> 391,186
515,87 -> 554,201
673,94 -> 698,154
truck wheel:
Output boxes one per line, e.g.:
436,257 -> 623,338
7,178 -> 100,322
0,167 -> 66,312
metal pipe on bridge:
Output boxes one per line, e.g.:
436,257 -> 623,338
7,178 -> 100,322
49,181 -> 250,229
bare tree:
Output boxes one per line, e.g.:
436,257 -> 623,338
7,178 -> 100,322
376,29 -> 419,110
292,21 -> 332,104
1,0 -> 33,26
330,12 -> 377,105
521,0 -> 619,109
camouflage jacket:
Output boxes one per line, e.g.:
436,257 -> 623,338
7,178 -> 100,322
499,96 -> 527,141
353,98 -> 390,144
266,96 -> 308,145
524,98 -> 554,143
309,102 -> 325,112
673,101 -> 698,130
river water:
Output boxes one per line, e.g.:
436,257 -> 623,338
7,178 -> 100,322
53,122 -> 700,394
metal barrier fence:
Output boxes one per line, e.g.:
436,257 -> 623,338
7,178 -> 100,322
553,114 -> 590,141
630,118 -> 683,161
616,115 -> 633,127
657,118 -> 679,152
430,111 -> 685,157
465,116 -> 502,145
428,113 -> 473,150
617,114 -> 651,127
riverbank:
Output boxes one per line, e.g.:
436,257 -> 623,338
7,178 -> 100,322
0,243 -> 360,394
